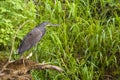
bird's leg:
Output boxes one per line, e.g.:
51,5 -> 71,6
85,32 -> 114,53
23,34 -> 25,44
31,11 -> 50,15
33,45 -> 39,62
26,52 -> 33,59
20,55 -> 26,67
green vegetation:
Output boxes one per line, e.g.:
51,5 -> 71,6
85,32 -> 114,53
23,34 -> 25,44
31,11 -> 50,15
0,0 -> 120,80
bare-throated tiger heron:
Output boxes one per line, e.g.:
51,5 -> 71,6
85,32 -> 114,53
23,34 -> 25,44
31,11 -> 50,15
18,22 -> 59,54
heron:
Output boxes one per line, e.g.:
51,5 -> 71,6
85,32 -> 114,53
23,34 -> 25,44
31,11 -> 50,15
18,22 -> 59,56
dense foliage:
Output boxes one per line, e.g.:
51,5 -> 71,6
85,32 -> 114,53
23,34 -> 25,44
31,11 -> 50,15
0,0 -> 36,50
0,0 -> 120,80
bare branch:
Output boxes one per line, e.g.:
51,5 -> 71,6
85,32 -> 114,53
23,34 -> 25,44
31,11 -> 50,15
0,20 -> 33,73
0,59 -> 63,80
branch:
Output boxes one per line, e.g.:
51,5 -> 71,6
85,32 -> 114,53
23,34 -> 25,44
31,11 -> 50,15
0,20 -> 34,73
0,59 -> 63,80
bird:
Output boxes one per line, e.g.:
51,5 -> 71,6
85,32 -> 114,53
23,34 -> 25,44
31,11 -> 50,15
18,22 -> 59,54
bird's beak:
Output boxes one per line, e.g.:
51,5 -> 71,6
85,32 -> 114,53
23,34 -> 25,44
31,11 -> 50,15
47,23 -> 60,27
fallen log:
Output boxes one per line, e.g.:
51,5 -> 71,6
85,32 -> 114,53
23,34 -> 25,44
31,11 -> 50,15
0,59 -> 63,80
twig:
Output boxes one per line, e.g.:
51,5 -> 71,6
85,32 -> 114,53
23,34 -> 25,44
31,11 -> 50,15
0,20 -> 33,73
0,59 -> 63,80
34,64 -> 64,72
9,20 -> 32,62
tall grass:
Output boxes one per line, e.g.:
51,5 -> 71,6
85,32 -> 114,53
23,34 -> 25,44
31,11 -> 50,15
1,0 -> 119,80
29,0 -> 120,80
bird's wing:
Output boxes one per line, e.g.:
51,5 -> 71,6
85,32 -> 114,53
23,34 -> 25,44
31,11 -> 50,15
18,28 -> 45,54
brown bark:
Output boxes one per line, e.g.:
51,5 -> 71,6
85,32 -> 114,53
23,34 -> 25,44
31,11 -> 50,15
0,59 -> 63,80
